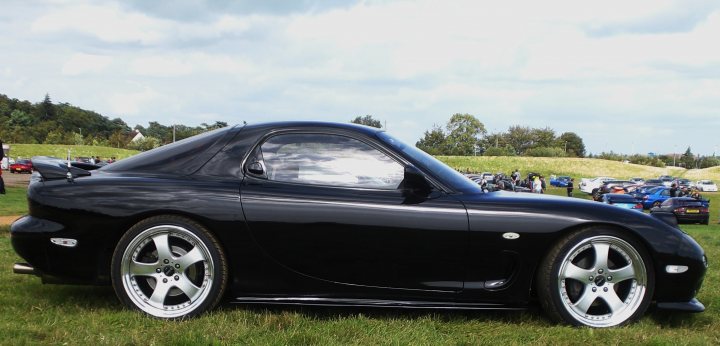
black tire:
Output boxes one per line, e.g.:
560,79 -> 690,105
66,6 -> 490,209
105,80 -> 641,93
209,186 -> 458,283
111,215 -> 228,319
537,227 -> 655,327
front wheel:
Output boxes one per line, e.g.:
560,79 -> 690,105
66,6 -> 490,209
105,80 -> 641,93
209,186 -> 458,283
538,228 -> 654,327
111,215 -> 228,319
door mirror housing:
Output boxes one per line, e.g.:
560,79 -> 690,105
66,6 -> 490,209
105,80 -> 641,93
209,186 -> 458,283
402,165 -> 432,196
247,162 -> 264,176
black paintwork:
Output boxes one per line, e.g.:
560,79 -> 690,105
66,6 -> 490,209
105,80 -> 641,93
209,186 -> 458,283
11,121 -> 707,311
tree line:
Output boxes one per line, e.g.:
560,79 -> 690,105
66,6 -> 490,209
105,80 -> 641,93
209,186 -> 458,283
0,93 -> 227,151
412,113 -> 586,157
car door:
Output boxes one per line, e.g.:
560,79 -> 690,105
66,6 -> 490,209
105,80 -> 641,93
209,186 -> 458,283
240,131 -> 468,292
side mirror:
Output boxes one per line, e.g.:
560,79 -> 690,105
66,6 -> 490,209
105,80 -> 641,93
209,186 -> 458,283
402,165 -> 432,196
247,162 -> 264,175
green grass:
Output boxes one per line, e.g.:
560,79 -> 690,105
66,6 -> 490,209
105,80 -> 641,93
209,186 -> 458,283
7,144 -> 138,161
1,160 -> 719,344
0,187 -> 27,215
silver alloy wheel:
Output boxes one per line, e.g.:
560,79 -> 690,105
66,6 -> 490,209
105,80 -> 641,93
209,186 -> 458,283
120,225 -> 215,318
557,235 -> 648,327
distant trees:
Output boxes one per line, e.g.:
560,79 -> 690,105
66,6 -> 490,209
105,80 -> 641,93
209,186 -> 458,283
417,117 -> 586,158
0,93 -> 228,150
351,115 -> 382,128
416,113 -> 486,156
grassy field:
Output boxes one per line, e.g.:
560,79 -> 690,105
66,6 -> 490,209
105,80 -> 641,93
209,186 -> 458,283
439,156 -> 720,182
7,144 -> 138,161
0,187 -> 28,216
1,161 -> 719,344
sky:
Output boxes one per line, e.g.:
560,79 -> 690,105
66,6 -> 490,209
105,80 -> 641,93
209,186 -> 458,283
2,0 -> 720,155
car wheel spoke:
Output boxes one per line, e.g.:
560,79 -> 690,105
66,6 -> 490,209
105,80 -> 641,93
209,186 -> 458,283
149,281 -> 171,306
176,277 -> 201,301
609,264 -> 635,283
562,263 -> 594,281
592,243 -> 610,270
129,260 -> 158,277
573,287 -> 598,314
152,233 -> 173,260
177,246 -> 205,269
600,286 -> 626,314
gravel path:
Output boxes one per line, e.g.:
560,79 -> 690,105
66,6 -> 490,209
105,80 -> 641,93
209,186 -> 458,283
1,171 -> 31,187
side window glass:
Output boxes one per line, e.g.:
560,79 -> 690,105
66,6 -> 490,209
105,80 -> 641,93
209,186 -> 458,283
661,190 -> 670,196
260,133 -> 404,189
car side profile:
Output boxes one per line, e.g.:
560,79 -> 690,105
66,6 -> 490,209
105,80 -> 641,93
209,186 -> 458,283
11,122 -> 707,328
696,180 -> 718,192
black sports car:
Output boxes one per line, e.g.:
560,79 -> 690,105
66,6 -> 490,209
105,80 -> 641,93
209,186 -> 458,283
11,122 -> 707,327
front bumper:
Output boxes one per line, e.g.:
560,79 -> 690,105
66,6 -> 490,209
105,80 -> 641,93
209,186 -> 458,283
656,298 -> 705,312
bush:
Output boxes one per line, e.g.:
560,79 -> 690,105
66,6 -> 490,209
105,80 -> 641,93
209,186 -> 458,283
524,146 -> 567,157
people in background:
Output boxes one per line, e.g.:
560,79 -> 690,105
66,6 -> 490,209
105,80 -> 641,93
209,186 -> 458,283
567,178 -> 574,197
670,183 -> 679,197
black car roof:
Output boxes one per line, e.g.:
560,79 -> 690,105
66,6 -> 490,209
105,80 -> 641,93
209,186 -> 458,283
101,121 -> 385,175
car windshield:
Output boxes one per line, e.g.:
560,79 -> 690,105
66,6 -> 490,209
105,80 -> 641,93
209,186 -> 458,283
701,180 -> 714,184
17,160 -> 30,164
377,132 -> 481,193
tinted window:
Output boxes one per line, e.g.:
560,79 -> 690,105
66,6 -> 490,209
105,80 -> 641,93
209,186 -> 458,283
260,133 -> 404,190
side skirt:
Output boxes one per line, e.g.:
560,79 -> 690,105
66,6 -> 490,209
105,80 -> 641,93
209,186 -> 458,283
232,297 -> 527,310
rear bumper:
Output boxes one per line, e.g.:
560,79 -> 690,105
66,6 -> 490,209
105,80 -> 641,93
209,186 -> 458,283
676,214 -> 709,224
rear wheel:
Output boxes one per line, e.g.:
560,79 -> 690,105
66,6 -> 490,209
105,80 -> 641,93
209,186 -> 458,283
652,201 -> 662,208
111,215 -> 228,319
538,228 -> 654,327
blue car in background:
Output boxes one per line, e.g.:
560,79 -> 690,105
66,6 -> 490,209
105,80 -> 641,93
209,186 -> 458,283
550,175 -> 571,187
637,186 -> 671,209
600,193 -> 644,212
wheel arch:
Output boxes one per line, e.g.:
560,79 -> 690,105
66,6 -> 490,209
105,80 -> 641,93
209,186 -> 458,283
528,221 -> 656,299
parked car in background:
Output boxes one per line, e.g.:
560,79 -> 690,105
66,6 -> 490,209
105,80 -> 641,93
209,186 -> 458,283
696,180 -> 718,192
593,180 -> 638,201
480,172 -> 494,183
629,177 -> 645,185
579,176 -> 615,194
650,197 -> 710,225
550,175 -> 572,187
600,193 -> 644,212
9,159 -> 33,173
644,179 -> 664,187
673,179 -> 693,189
659,177 -> 674,187
638,186 -> 672,209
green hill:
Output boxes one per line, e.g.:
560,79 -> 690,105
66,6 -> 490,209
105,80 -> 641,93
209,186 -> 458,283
438,156 -> 720,181
8,144 -> 138,161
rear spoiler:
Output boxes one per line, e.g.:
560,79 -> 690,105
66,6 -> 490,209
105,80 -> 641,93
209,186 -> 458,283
31,156 -> 100,181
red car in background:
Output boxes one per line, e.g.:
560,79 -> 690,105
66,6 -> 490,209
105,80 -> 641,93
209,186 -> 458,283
9,159 -> 33,173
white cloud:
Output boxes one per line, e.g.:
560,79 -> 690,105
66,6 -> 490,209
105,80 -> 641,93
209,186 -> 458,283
31,4 -> 167,44
3,0 -> 720,155
108,87 -> 162,115
61,53 -> 113,76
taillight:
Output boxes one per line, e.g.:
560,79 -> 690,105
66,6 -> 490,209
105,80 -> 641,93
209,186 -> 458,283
700,207 -> 709,213
675,207 -> 686,214
633,203 -> 643,209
